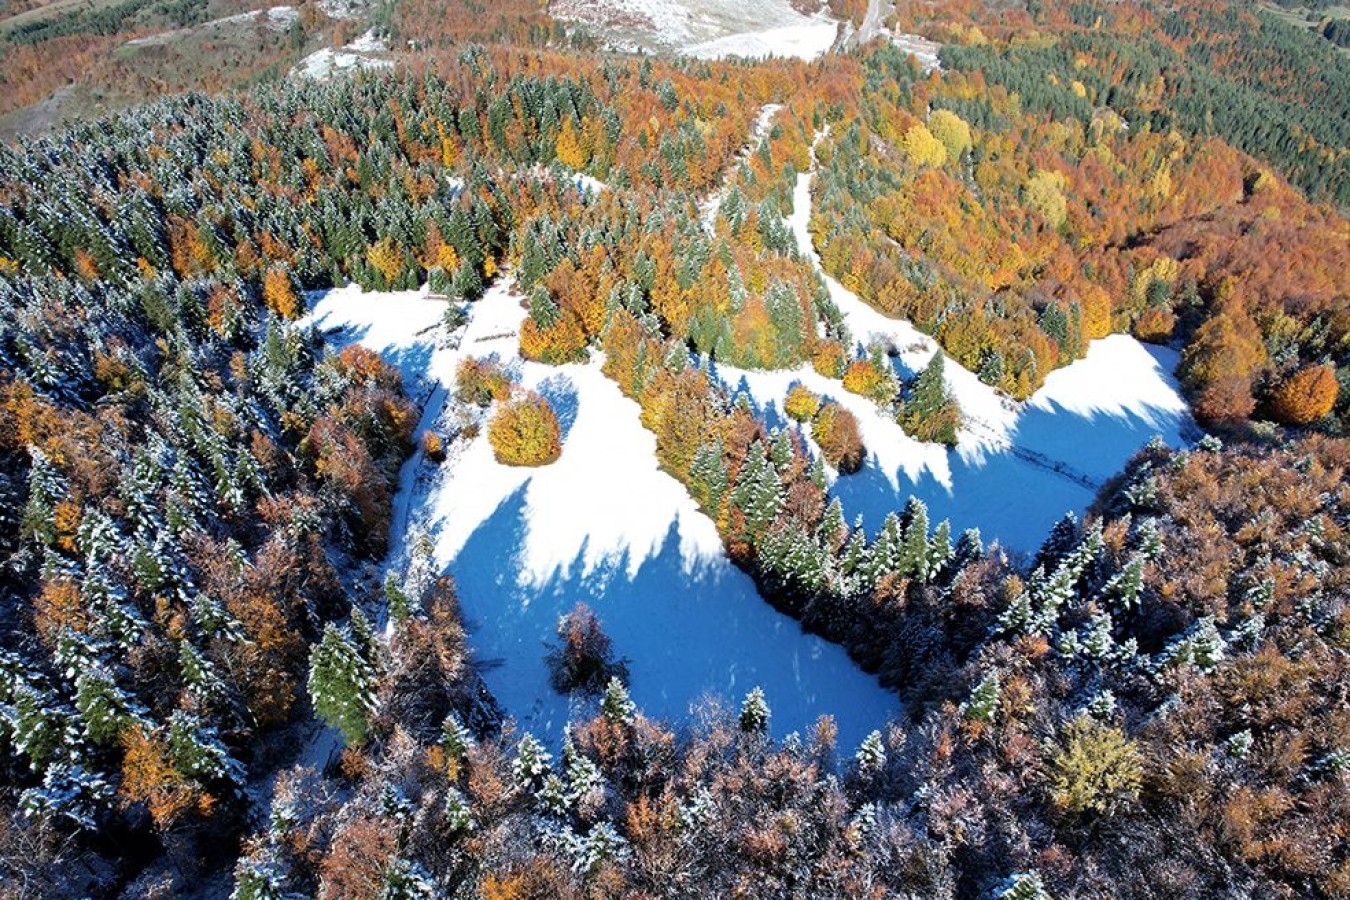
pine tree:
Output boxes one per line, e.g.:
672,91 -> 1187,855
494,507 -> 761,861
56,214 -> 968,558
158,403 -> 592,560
231,853 -> 287,900
731,441 -> 782,540
600,677 -> 635,725
512,733 -> 552,787
855,730 -> 887,774
564,739 -> 603,807
689,441 -> 729,515
964,671 -> 1001,724
927,519 -> 952,578
307,623 -> 378,746
1103,556 -> 1144,613
382,858 -> 434,900
1036,512 -> 1079,572
73,666 -> 134,747
898,498 -> 931,582
18,761 -> 113,831
900,353 -> 959,445
442,713 -> 474,759
443,786 -> 475,833
869,512 -> 904,580
739,687 -> 770,733
167,710 -> 240,784
998,871 -> 1053,900
385,572 -> 412,624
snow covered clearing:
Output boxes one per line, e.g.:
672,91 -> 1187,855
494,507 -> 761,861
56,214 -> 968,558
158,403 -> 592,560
754,135 -> 1198,553
555,0 -> 840,61
306,281 -> 898,749
291,42 -> 392,80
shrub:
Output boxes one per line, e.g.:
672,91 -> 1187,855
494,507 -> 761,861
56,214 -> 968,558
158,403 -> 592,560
784,384 -> 821,422
455,357 -> 510,407
421,430 -> 446,463
488,394 -> 562,467
812,401 -> 865,473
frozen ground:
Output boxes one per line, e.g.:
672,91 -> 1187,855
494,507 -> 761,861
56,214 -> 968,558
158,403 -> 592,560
555,0 -> 841,60
306,282 -> 898,751
738,134 -> 1197,553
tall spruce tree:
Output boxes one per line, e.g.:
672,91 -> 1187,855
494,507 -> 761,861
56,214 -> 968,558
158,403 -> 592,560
307,623 -> 378,746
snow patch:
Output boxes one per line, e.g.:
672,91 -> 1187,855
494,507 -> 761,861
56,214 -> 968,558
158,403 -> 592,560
891,33 -> 942,73
344,28 -> 388,52
121,5 -> 298,47
317,0 -> 367,19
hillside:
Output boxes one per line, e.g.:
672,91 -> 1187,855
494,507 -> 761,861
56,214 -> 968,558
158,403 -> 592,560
0,0 -> 1346,897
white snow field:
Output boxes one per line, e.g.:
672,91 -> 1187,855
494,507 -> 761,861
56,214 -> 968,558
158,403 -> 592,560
554,0 -> 841,60
306,282 -> 899,750
727,139 -> 1196,554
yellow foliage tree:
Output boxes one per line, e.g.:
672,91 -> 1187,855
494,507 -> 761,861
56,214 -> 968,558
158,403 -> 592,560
810,340 -> 847,379
784,384 -> 821,422
1024,169 -> 1068,229
262,266 -> 301,320
519,313 -> 588,365
555,116 -> 588,170
120,726 -> 206,829
900,123 -> 946,169
367,237 -> 404,285
928,110 -> 973,163
1048,715 -> 1143,817
1079,284 -> 1113,341
488,394 -> 562,467
842,358 -> 894,403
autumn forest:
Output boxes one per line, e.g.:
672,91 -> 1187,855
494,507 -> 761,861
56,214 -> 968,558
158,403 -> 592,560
0,0 -> 1347,897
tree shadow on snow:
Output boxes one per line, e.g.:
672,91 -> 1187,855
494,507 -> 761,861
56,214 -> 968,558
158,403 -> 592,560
445,485 -> 897,750
535,373 -> 580,442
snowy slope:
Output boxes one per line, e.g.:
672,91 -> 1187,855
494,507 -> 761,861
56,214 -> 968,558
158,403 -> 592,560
758,136 -> 1197,552
684,21 -> 838,60
306,282 -> 898,750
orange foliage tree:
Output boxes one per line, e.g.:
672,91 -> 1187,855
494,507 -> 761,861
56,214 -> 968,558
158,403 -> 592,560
1268,365 -> 1338,426
812,401 -> 865,473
